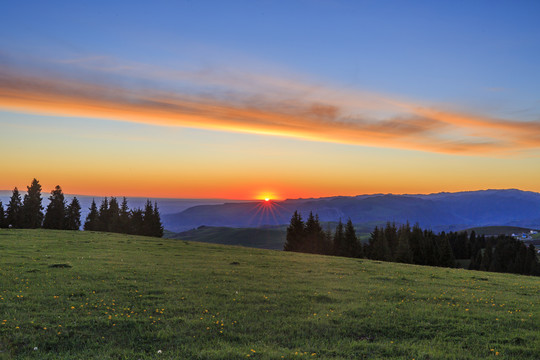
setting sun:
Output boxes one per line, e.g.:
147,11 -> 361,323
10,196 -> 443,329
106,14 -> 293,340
265,198 -> 270,202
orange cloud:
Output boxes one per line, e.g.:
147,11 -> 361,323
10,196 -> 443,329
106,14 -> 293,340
0,59 -> 538,156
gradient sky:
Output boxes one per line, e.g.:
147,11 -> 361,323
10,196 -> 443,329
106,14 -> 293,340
1,1 -> 540,199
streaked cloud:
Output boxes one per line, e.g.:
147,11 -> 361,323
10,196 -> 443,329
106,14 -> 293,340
1,55 -> 538,155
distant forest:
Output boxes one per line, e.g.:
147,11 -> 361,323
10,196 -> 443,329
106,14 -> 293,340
284,211 -> 540,277
83,197 -> 163,238
0,179 -> 163,238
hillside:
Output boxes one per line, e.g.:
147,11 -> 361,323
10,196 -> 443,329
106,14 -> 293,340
162,189 -> 540,232
164,225 -> 287,250
0,229 -> 538,359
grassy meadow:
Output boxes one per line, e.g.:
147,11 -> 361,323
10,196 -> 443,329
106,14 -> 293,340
0,229 -> 538,359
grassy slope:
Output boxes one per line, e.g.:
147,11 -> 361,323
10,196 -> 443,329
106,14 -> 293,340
0,230 -> 538,359
164,226 -> 287,250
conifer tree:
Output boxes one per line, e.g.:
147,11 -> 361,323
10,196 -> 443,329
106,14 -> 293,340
108,197 -> 120,232
84,200 -> 99,231
142,200 -> 154,236
0,201 -> 6,228
469,250 -> 482,270
64,197 -> 81,230
305,212 -> 324,254
6,187 -> 23,228
43,186 -> 66,229
437,235 -> 456,268
130,208 -> 144,235
152,202 -> 164,238
332,220 -> 345,256
344,219 -> 360,257
21,178 -> 44,228
526,244 -> 540,275
384,222 -> 398,260
284,211 -> 304,252
395,226 -> 413,263
97,198 -> 109,231
119,197 -> 131,233
480,243 -> 493,271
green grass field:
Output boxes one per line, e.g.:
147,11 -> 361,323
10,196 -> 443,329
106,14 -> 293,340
0,229 -> 538,359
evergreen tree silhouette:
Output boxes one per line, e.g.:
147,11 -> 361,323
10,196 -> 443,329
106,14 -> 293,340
480,243 -> 493,271
130,208 -> 144,235
304,212 -> 324,254
395,224 -> 413,263
6,187 -> 23,228
43,186 -> 66,229
0,201 -> 6,228
108,197 -> 120,232
437,234 -> 456,268
152,202 -> 164,238
142,200 -> 154,236
332,220 -> 345,256
64,197 -> 81,230
97,198 -> 109,231
84,200 -> 99,231
21,178 -> 44,228
284,211 -> 304,252
344,219 -> 360,257
119,197 -> 131,233
526,244 -> 540,275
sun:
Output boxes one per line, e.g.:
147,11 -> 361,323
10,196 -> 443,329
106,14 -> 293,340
264,198 -> 270,202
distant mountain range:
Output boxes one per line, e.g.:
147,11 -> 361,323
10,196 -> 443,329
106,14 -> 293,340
162,189 -> 540,233
2,189 -> 540,234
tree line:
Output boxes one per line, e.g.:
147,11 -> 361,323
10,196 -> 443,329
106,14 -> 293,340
83,197 -> 163,237
284,211 -> 540,276
0,179 -> 163,238
0,179 -> 81,230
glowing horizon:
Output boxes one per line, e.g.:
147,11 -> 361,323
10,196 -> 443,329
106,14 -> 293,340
1,2 -> 540,199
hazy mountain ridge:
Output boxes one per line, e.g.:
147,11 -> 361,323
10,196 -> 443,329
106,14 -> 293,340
162,189 -> 540,232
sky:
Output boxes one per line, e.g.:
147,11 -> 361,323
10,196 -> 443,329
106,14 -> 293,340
1,0 -> 540,200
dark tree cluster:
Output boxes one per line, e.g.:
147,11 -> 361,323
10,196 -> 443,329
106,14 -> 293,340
466,233 -> 539,276
83,198 -> 163,238
284,211 -> 362,258
284,211 -> 539,276
0,179 -> 80,230
365,223 -> 456,268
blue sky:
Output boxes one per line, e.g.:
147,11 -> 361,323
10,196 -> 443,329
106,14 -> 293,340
1,1 -> 540,198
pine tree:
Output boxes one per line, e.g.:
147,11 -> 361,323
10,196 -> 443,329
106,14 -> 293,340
525,244 -> 539,276
284,211 -> 304,252
0,201 -> 6,228
152,202 -> 164,238
21,178 -> 44,228
333,220 -> 345,256
108,197 -> 120,232
64,197 -> 81,230
469,250 -> 482,270
437,235 -> 456,268
142,200 -> 154,236
384,222 -> 398,260
119,197 -> 131,233
304,212 -> 324,254
43,186 -> 66,229
97,198 -> 109,231
480,243 -> 493,271
409,223 -> 424,264
344,219 -> 360,257
130,208 -> 144,235
395,225 -> 413,263
6,187 -> 23,228
84,200 -> 99,231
